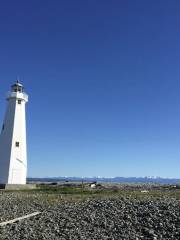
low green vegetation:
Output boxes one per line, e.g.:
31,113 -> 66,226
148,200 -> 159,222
4,183 -> 180,204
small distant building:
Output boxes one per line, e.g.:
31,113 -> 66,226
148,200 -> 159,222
0,81 -> 28,185
89,181 -> 97,188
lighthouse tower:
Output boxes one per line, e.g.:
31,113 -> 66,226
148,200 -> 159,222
0,81 -> 28,185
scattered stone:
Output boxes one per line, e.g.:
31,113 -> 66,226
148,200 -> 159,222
0,192 -> 179,239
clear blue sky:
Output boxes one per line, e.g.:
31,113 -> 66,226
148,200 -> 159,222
0,0 -> 180,178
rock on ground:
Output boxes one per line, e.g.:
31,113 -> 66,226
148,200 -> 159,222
0,192 -> 179,239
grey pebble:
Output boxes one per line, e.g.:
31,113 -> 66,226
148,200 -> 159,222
0,192 -> 179,239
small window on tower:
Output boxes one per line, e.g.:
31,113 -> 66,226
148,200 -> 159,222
18,100 -> 22,104
15,142 -> 20,147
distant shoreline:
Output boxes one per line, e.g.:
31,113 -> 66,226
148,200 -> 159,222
28,177 -> 180,184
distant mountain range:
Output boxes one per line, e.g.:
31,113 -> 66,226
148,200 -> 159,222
28,176 -> 180,184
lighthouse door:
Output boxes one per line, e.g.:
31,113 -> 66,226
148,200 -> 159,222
11,169 -> 22,184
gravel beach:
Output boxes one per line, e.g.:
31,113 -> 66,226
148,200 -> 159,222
0,191 -> 180,240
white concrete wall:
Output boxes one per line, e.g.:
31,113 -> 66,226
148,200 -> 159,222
0,92 -> 28,184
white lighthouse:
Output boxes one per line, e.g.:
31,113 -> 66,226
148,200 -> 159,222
0,81 -> 28,185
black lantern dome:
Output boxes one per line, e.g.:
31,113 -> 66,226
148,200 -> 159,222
11,80 -> 24,93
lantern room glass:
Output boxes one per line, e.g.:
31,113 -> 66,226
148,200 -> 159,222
11,83 -> 24,93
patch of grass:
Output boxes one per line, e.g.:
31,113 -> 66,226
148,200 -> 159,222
3,184 -> 180,205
